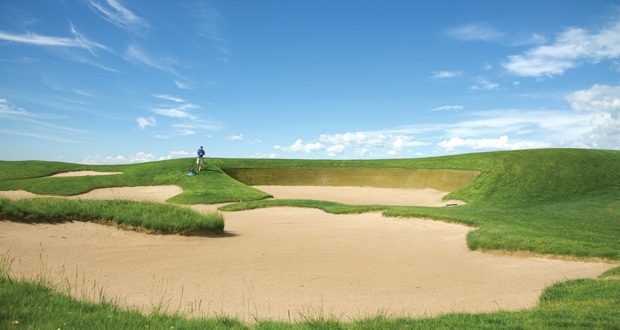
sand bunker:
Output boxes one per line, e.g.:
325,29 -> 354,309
254,185 -> 465,206
0,184 -> 615,321
0,185 -> 182,203
0,207 -> 613,321
46,171 -> 123,178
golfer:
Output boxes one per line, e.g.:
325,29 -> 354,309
196,146 -> 205,172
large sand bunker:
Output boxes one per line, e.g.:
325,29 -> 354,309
0,207 -> 613,321
0,183 -> 615,321
254,185 -> 464,206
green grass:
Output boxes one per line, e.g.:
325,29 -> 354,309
0,161 -> 270,204
220,199 -> 387,214
0,198 -> 224,235
220,149 -> 620,260
1,267 -> 619,329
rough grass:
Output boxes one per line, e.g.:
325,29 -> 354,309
0,198 -> 224,235
1,267 -> 619,329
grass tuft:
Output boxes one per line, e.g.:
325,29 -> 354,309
0,198 -> 224,235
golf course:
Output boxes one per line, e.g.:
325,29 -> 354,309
0,148 -> 619,328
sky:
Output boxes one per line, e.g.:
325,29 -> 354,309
1,0 -> 619,164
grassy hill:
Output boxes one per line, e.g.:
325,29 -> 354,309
0,148 -> 619,259
1,148 -> 619,328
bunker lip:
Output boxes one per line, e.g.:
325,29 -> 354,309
0,209 -> 614,322
253,185 -> 465,206
45,171 -> 123,178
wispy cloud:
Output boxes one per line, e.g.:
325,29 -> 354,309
153,94 -> 185,103
432,105 -> 463,112
0,129 -> 81,144
445,23 -> 503,42
227,134 -> 244,141
174,80 -> 193,90
188,2 -> 230,61
125,44 -> 178,74
0,26 -> 109,51
471,79 -> 500,91
152,106 -> 195,119
432,70 -> 462,79
136,116 -> 156,129
0,98 -> 84,143
87,0 -> 149,32
503,19 -> 620,77
190,2 -> 225,42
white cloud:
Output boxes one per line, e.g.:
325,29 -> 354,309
432,70 -> 462,79
169,150 -> 190,156
392,135 -> 428,149
0,98 -> 30,117
445,23 -> 503,42
87,0 -> 149,31
567,84 -> 620,113
82,150 -> 191,164
227,134 -> 244,141
251,152 -> 277,159
438,135 -> 549,151
0,26 -> 108,51
326,144 -> 345,156
471,79 -> 500,91
153,94 -> 184,103
503,20 -> 620,77
387,150 -> 398,156
432,105 -> 463,111
566,84 -> 620,148
174,80 -> 193,90
274,139 -> 324,153
136,116 -> 155,129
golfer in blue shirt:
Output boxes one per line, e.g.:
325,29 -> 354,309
196,146 -> 205,172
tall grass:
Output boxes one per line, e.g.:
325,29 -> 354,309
0,198 -> 224,235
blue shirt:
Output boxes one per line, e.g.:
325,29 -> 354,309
197,148 -> 205,157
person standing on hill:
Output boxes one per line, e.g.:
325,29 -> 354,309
196,146 -> 205,172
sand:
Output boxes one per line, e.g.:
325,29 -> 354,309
0,186 -> 183,203
0,185 -> 615,321
46,171 -> 123,177
254,185 -> 465,206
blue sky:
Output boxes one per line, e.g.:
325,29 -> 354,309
1,0 -> 619,163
